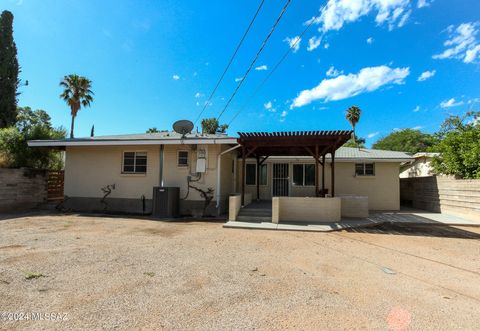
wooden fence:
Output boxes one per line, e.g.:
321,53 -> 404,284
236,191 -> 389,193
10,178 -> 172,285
47,170 -> 64,201
400,176 -> 480,221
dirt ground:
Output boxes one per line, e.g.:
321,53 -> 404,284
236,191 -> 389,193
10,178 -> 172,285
0,213 -> 479,330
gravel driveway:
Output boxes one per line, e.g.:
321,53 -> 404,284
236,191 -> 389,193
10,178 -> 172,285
1,213 -> 479,330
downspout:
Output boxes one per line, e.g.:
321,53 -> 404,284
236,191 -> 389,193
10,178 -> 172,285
159,144 -> 164,186
216,144 -> 242,212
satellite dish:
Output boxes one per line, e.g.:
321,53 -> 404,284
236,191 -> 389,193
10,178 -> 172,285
173,120 -> 194,138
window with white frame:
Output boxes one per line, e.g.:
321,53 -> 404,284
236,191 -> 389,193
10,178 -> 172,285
245,163 -> 267,185
178,151 -> 189,167
292,164 -> 315,186
122,152 -> 147,174
355,163 -> 375,176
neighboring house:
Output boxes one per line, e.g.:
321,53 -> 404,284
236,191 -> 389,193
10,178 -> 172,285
400,152 -> 440,178
28,131 -> 413,215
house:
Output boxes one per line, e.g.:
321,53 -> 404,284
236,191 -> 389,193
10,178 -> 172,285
28,130 -> 413,217
400,152 -> 440,178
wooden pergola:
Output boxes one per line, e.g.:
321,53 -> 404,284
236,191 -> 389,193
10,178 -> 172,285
237,131 -> 353,205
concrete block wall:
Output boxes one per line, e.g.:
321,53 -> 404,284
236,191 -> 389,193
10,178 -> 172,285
400,176 -> 480,221
0,168 -> 48,212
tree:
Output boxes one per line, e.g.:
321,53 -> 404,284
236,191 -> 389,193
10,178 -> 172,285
146,127 -> 159,133
0,11 -> 19,128
0,107 -> 66,169
59,74 -> 94,138
201,118 -> 228,134
431,111 -> 480,179
345,106 -> 361,144
343,136 -> 366,148
372,129 -> 437,153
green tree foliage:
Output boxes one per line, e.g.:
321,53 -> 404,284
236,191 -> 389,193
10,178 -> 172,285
0,11 -> 19,128
345,106 -> 361,144
431,112 -> 480,179
201,118 -> 228,134
146,127 -> 159,133
372,129 -> 437,153
59,74 -> 94,138
343,136 -> 366,148
0,107 -> 66,169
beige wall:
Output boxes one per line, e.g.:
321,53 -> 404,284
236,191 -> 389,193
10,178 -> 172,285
400,157 -> 435,178
272,197 -> 341,223
238,160 -> 400,210
65,144 -> 236,205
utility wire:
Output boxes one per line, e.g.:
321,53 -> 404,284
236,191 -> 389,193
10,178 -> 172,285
216,0 -> 292,121
228,12 -> 320,126
193,0 -> 265,125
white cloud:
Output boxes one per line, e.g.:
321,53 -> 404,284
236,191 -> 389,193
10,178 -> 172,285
264,101 -> 276,112
284,36 -> 301,53
366,37 -> 374,44
440,98 -> 464,108
281,110 -> 288,117
413,105 -> 421,112
433,22 -> 480,64
417,70 -> 436,81
255,65 -> 268,71
326,66 -> 343,77
235,77 -> 243,82
194,92 -> 203,98
412,125 -> 423,130
367,132 -> 380,138
311,0 -> 412,33
324,43 -> 330,49
417,0 -> 431,8
172,74 -> 180,80
307,36 -> 322,51
291,65 -> 410,108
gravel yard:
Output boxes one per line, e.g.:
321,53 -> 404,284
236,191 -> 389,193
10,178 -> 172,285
1,213 -> 479,330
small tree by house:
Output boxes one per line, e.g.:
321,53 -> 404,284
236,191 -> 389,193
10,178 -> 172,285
201,118 -> 228,134
60,74 -> 94,138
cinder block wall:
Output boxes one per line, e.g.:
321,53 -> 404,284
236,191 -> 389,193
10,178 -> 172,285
0,168 -> 47,212
400,176 -> 480,221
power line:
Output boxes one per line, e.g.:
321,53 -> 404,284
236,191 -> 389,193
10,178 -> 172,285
194,0 -> 265,125
216,0 -> 292,121
228,12 -> 320,126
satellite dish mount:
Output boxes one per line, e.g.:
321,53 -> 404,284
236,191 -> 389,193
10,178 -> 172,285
173,120 -> 194,138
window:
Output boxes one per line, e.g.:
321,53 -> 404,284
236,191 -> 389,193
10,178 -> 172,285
178,151 -> 189,167
245,164 -> 268,185
123,152 -> 147,174
355,163 -> 375,176
293,164 -> 315,186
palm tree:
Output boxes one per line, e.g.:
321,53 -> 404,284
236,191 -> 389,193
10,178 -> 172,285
345,105 -> 361,145
60,74 -> 94,138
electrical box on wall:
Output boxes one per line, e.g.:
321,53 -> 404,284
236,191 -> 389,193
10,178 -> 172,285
196,146 -> 207,173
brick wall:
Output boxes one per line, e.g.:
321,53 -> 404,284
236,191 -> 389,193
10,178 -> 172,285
0,168 -> 48,212
400,176 -> 480,221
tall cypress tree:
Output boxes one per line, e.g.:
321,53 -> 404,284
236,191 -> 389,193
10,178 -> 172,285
0,11 -> 19,128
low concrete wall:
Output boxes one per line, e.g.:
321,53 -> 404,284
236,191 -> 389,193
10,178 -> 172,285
272,197 -> 341,224
400,176 -> 480,221
228,193 -> 252,221
0,168 -> 47,212
338,195 -> 369,218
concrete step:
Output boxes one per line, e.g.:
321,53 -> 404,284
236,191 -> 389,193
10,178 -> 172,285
237,215 -> 272,222
239,210 -> 272,217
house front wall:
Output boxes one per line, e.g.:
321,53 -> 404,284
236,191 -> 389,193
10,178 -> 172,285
238,160 -> 400,210
64,144 -> 235,215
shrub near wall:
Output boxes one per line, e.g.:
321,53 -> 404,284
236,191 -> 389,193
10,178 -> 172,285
0,168 -> 47,212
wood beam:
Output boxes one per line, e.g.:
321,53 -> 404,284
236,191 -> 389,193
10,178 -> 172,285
256,155 -> 260,201
241,145 -> 246,206
322,154 -> 326,195
315,145 -> 319,197
331,150 -> 335,197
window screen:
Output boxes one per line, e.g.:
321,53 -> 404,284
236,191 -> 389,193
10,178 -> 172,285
123,152 -> 147,174
292,164 -> 303,186
355,163 -> 375,176
178,151 -> 189,166
246,164 -> 256,185
259,164 -> 267,185
304,164 -> 315,186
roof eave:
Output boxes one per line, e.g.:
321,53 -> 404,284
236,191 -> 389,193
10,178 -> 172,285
27,137 -> 238,147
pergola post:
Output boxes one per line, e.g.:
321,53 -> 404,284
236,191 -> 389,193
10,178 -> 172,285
322,154 -> 326,195
331,150 -> 335,197
314,145 -> 319,197
241,145 -> 246,206
256,155 -> 260,201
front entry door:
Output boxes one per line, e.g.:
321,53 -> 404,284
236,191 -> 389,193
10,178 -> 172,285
272,163 -> 289,196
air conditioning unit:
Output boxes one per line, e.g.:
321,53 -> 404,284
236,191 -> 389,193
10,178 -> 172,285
152,187 -> 180,218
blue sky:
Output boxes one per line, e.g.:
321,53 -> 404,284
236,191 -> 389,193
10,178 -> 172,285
5,0 -> 480,146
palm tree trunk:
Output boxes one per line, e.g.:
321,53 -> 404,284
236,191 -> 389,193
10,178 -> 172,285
352,125 -> 356,145
70,114 -> 75,138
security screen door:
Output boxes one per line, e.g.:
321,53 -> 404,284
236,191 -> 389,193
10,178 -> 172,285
272,163 -> 289,196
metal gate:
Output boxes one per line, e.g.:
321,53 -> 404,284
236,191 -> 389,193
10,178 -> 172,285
272,163 -> 289,196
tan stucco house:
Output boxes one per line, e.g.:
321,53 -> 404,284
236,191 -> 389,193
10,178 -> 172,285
29,131 -> 412,217
400,152 -> 440,178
